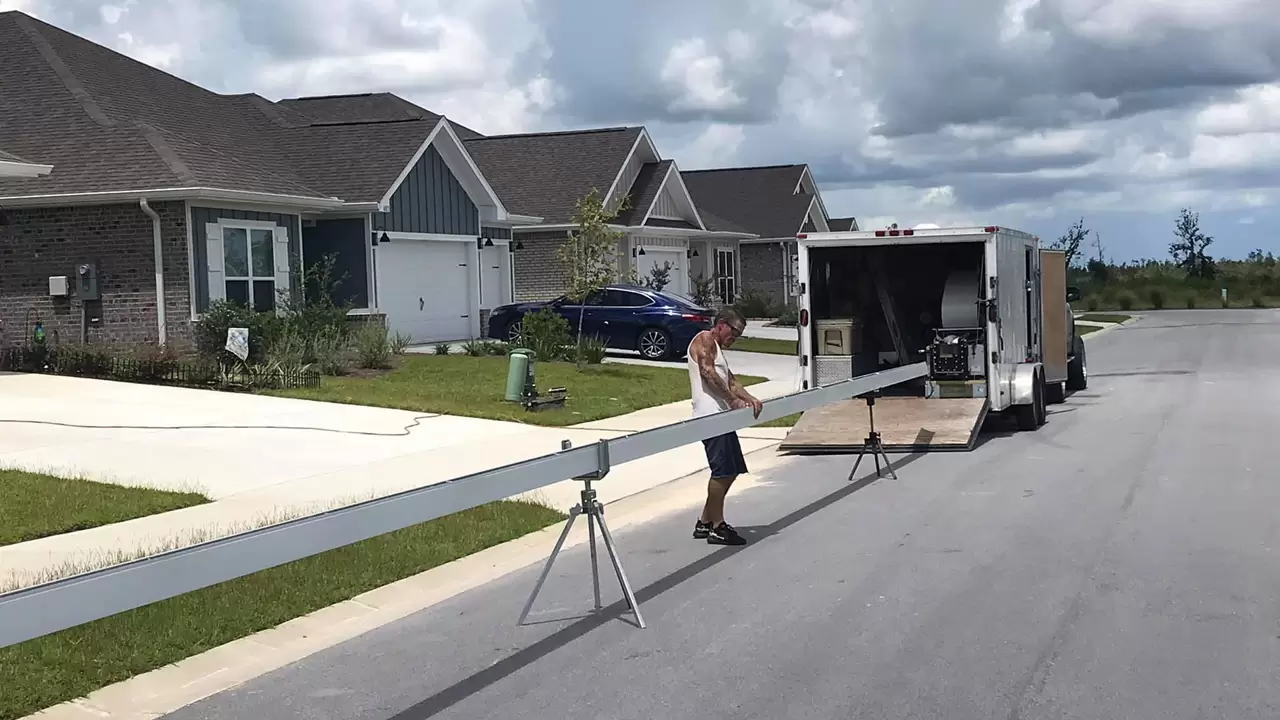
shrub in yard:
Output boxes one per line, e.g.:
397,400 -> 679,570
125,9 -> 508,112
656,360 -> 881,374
354,322 -> 393,369
265,325 -> 310,372
1252,295 -> 1266,308
1148,288 -> 1165,309
577,334 -> 609,364
310,326 -> 349,375
123,344 -> 181,382
433,342 -> 452,355
461,340 -> 487,357
193,300 -> 280,365
1086,296 -> 1100,312
1116,292 -> 1135,311
734,289 -> 777,318
389,331 -> 412,355
691,274 -> 716,307
776,305 -> 798,327
485,341 -> 510,356
521,308 -> 571,362
1185,294 -> 1197,309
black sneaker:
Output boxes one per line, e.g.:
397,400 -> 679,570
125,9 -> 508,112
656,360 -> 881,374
707,522 -> 746,546
693,520 -> 712,539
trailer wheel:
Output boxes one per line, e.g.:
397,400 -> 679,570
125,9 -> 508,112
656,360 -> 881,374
1015,369 -> 1048,430
1066,336 -> 1087,392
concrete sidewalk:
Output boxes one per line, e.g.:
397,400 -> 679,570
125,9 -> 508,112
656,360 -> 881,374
0,376 -> 799,590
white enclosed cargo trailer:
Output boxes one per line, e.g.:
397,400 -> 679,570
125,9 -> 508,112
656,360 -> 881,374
780,225 -> 1080,454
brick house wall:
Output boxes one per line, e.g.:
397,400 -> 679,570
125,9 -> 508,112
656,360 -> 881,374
511,229 -> 571,302
0,201 -> 193,351
740,242 -> 788,308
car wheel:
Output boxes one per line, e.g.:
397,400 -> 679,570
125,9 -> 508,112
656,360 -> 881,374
637,328 -> 671,361
505,321 -> 523,344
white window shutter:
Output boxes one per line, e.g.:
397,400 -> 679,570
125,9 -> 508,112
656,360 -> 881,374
206,223 -> 226,302
273,227 -> 291,292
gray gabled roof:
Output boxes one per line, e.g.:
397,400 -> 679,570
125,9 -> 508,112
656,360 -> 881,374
613,160 -> 672,226
0,148 -> 31,163
279,93 -> 485,140
465,127 -> 643,224
681,164 -> 821,239
0,11 -> 444,205
828,216 -> 859,231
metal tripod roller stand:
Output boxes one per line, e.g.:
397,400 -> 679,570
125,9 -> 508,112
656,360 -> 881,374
848,392 -> 897,481
518,439 -> 646,629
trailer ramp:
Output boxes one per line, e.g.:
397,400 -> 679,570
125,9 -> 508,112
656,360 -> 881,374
778,397 -> 989,454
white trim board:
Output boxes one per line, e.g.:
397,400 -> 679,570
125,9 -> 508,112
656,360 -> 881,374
638,162 -> 707,231
0,159 -> 53,178
0,187 -> 343,209
795,165 -> 831,224
377,118 -> 509,223
602,128 -> 660,211
380,231 -> 505,244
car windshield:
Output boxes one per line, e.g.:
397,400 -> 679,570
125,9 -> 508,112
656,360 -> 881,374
654,290 -> 702,309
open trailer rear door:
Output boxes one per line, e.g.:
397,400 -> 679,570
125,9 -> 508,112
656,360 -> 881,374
777,396 -> 990,454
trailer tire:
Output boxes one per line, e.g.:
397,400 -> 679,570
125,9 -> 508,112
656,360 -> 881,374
1066,336 -> 1087,392
1045,380 -> 1066,404
1015,368 -> 1048,430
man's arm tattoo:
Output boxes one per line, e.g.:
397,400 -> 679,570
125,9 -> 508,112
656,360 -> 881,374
693,338 -> 736,402
727,371 -> 756,402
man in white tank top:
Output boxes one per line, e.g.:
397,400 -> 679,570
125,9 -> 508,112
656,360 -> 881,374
686,306 -> 761,546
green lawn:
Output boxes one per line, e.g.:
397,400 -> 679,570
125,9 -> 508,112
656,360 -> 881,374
1077,313 -> 1131,324
730,336 -> 797,356
0,499 -> 563,720
758,412 -> 802,428
0,470 -> 209,547
268,355 -> 766,426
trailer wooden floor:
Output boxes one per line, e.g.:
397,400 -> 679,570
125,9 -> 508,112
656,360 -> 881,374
777,397 -> 990,454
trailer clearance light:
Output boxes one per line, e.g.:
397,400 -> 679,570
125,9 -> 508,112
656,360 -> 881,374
984,226 -> 999,233
800,308 -> 809,327
874,230 -> 886,237
796,233 -> 807,239
902,229 -> 914,236
888,229 -> 900,236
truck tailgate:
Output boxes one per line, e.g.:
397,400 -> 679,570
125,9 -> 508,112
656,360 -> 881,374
777,397 -> 989,454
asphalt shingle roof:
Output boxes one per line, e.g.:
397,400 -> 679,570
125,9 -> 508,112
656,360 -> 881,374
0,11 -> 441,203
681,164 -> 820,239
279,93 -> 485,140
613,160 -> 672,226
0,148 -> 32,163
828,216 -> 859,231
465,127 -> 643,223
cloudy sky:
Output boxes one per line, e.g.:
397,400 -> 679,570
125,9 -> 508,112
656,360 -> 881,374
4,0 -> 1277,262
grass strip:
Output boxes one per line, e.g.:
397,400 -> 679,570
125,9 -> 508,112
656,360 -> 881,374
270,355 -> 763,426
0,499 -> 564,720
0,470 -> 208,547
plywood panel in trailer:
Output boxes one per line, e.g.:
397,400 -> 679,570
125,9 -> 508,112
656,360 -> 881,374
778,397 -> 990,453
1039,249 -> 1068,383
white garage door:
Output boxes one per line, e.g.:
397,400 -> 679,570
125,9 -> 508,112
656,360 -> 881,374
377,239 -> 471,343
642,248 -> 688,297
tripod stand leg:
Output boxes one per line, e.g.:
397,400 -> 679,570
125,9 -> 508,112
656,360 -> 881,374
593,502 -> 646,629
518,504 -> 581,625
587,510 -> 602,610
847,448 -> 866,482
878,445 -> 898,480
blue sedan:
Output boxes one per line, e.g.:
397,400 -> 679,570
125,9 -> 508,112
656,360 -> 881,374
486,284 -> 714,361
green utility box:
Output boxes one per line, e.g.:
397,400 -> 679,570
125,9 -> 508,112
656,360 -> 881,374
506,348 -> 532,402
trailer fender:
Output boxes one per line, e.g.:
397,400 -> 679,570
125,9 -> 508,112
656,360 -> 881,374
1010,362 -> 1043,406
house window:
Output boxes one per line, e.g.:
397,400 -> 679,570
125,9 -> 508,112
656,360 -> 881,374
223,227 -> 278,312
206,220 -> 290,312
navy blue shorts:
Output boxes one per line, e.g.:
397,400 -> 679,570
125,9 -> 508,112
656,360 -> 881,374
703,432 -> 748,479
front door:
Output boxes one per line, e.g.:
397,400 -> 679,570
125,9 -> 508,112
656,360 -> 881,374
714,247 -> 736,305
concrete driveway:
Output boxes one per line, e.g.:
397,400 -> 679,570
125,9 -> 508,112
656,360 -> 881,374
0,373 -> 534,499
164,309 -> 1280,720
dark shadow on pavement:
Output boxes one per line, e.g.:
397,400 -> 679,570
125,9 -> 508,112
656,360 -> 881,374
387,451 -> 926,720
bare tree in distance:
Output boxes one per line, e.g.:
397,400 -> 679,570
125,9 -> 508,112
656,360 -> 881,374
1052,217 -> 1089,268
1169,207 -> 1216,279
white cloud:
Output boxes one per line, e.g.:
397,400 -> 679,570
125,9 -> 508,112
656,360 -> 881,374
1195,84 -> 1280,135
660,37 -> 745,114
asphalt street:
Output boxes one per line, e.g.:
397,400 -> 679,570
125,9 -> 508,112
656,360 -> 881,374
165,309 -> 1280,720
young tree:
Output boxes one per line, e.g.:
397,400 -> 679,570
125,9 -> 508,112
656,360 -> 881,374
556,188 -> 629,368
1169,207 -> 1216,279
1052,217 -> 1089,268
